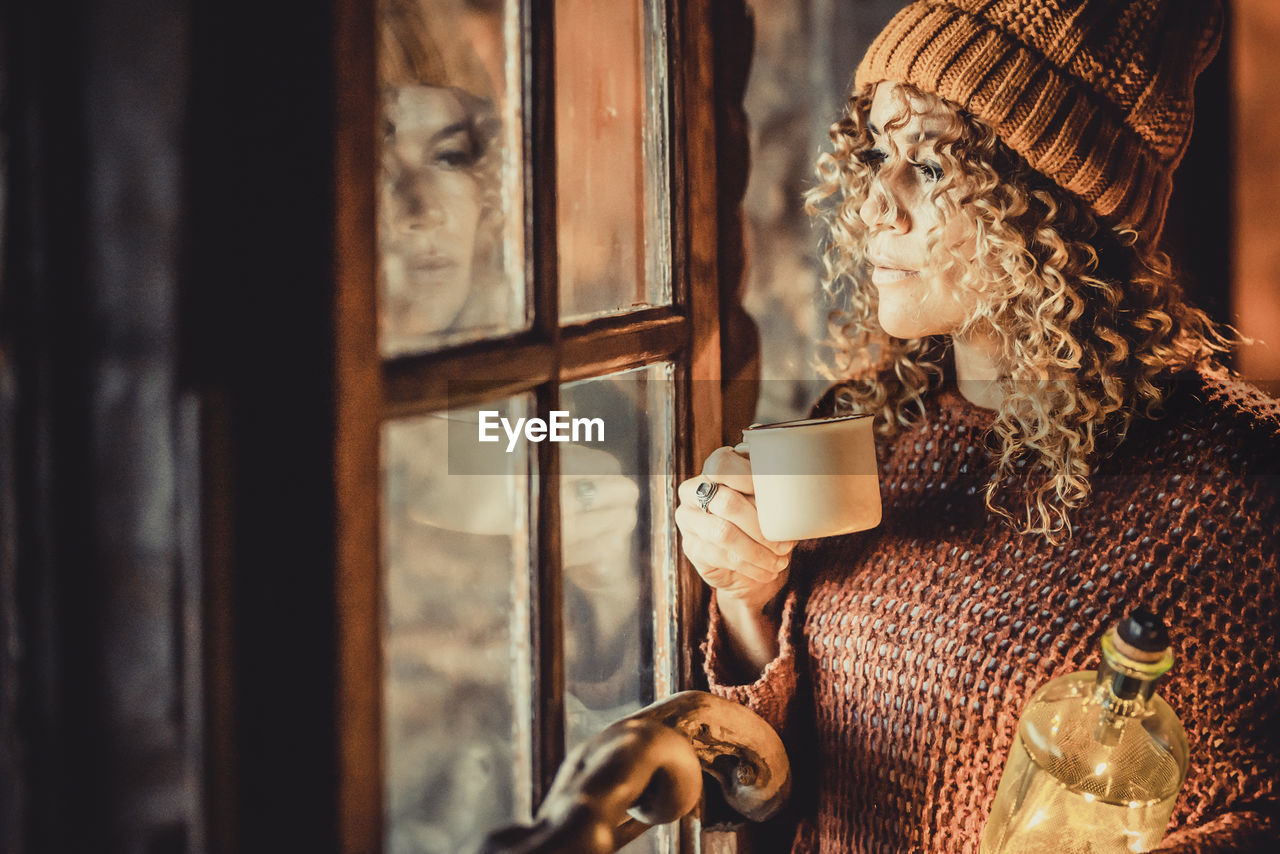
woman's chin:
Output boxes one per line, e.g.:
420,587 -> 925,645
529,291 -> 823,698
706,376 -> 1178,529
876,305 -> 931,340
382,289 -> 471,341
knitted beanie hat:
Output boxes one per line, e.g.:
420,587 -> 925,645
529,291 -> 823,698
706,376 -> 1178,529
855,0 -> 1223,247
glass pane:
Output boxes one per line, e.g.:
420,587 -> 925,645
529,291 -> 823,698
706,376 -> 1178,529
377,0 -> 527,356
382,397 -> 535,854
556,0 -> 671,320
559,364 -> 677,853
741,3 -> 900,423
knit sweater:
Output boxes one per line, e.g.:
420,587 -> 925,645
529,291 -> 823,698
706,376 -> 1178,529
703,366 -> 1279,853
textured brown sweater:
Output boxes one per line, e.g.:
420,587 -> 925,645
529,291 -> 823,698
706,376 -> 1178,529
704,367 -> 1279,853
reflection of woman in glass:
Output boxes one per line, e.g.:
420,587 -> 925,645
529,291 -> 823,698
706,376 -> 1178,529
378,0 -> 503,353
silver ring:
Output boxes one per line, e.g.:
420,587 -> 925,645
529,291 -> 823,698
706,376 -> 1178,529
695,481 -> 719,513
575,479 -> 598,510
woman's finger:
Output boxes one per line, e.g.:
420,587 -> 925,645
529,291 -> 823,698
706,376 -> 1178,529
675,503 -> 787,577
677,478 -> 795,557
680,527 -> 782,585
699,446 -> 756,495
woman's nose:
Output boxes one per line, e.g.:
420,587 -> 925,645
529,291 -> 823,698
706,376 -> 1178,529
858,173 -> 910,234
394,173 -> 448,231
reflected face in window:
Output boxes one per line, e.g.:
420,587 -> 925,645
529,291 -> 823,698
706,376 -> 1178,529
381,85 -> 490,338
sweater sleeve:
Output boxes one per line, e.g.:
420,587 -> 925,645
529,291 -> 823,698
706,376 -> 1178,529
701,587 -> 803,737
1153,810 -> 1278,853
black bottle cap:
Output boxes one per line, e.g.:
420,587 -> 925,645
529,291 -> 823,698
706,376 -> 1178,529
1118,607 -> 1169,653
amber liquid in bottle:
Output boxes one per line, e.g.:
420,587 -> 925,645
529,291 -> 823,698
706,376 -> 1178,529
980,610 -> 1188,854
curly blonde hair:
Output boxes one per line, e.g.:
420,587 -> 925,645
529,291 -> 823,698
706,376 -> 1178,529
807,82 -> 1233,542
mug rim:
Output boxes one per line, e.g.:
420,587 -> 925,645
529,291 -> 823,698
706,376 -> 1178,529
742,412 -> 873,433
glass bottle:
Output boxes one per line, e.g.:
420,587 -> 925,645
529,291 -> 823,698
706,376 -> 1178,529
980,609 -> 1188,854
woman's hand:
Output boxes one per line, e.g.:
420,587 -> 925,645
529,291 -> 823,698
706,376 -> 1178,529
560,444 -> 640,592
676,447 -> 796,613
677,446 -> 797,675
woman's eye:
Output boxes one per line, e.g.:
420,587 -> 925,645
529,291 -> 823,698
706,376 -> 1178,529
856,148 -> 887,172
430,128 -> 480,170
914,161 -> 943,182
433,146 -> 476,169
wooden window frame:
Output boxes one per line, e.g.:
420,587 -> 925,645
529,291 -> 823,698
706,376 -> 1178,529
332,0 -> 728,849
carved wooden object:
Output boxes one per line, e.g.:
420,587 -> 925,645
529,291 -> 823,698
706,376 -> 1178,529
478,690 -> 791,853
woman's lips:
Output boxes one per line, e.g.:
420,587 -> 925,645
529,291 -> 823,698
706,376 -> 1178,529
870,265 -> 919,284
409,253 -> 457,273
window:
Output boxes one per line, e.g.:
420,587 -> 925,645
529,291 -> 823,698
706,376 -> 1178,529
333,0 -> 728,850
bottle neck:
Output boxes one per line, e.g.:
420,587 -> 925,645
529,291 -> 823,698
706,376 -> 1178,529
1092,629 -> 1174,718
1093,658 -> 1155,718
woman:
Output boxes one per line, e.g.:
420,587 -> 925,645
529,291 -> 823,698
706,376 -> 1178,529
380,83 -> 500,349
378,0 -> 507,355
676,1 -> 1278,851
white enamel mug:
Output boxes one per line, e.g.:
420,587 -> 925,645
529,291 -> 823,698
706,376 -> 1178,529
741,413 -> 882,541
